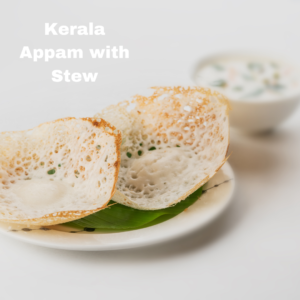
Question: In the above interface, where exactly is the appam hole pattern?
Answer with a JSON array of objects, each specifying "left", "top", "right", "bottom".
[
  {"left": 95, "top": 86, "right": 229, "bottom": 210},
  {"left": 0, "top": 117, "right": 121, "bottom": 224}
]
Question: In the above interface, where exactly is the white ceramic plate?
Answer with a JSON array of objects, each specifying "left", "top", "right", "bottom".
[{"left": 0, "top": 162, "right": 235, "bottom": 251}]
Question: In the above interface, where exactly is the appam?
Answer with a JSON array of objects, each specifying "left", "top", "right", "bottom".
[
  {"left": 95, "top": 86, "right": 229, "bottom": 210},
  {"left": 0, "top": 117, "right": 121, "bottom": 225}
]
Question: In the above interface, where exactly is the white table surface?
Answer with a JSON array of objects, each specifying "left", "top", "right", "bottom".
[{"left": 1, "top": 1, "right": 300, "bottom": 299}]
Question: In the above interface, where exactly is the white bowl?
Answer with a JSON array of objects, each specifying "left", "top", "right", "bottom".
[{"left": 192, "top": 52, "right": 300, "bottom": 133}]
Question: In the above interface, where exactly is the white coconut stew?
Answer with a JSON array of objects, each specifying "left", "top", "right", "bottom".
[{"left": 195, "top": 57, "right": 300, "bottom": 101}]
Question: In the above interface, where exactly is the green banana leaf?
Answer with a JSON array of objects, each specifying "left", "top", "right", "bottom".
[{"left": 64, "top": 186, "right": 203, "bottom": 232}]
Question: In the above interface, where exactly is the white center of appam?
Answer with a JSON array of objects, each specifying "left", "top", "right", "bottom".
[
  {"left": 126, "top": 148, "right": 190, "bottom": 190},
  {"left": 12, "top": 179, "right": 69, "bottom": 208}
]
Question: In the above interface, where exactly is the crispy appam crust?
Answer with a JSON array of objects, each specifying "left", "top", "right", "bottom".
[
  {"left": 3, "top": 206, "right": 106, "bottom": 226},
  {"left": 151, "top": 87, "right": 230, "bottom": 207}
]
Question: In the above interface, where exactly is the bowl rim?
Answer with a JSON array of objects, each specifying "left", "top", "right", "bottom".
[{"left": 191, "top": 50, "right": 300, "bottom": 105}]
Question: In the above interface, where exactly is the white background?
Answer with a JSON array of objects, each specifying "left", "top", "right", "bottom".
[{"left": 1, "top": 0, "right": 300, "bottom": 299}]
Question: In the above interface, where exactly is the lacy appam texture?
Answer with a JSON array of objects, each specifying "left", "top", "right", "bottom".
[
  {"left": 0, "top": 117, "right": 121, "bottom": 225},
  {"left": 95, "top": 86, "right": 229, "bottom": 210}
]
